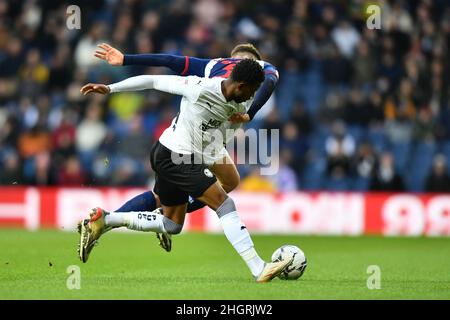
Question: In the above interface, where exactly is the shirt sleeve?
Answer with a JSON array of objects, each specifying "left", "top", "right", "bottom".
[
  {"left": 108, "top": 75, "right": 203, "bottom": 102},
  {"left": 263, "top": 61, "right": 279, "bottom": 79},
  {"left": 123, "top": 53, "right": 210, "bottom": 77},
  {"left": 183, "top": 57, "right": 210, "bottom": 77},
  {"left": 247, "top": 65, "right": 279, "bottom": 120}
]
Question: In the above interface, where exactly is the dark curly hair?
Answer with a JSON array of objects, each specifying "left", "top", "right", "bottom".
[{"left": 230, "top": 59, "right": 265, "bottom": 86}]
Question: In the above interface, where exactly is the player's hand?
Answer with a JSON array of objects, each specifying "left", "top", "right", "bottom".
[
  {"left": 94, "top": 43, "right": 124, "bottom": 66},
  {"left": 229, "top": 113, "right": 250, "bottom": 124},
  {"left": 80, "top": 83, "right": 110, "bottom": 95}
]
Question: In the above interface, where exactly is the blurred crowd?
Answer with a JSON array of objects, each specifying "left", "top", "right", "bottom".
[{"left": 1, "top": 0, "right": 450, "bottom": 192}]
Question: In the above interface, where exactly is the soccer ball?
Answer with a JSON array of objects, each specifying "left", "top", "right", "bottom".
[{"left": 271, "top": 245, "right": 307, "bottom": 280}]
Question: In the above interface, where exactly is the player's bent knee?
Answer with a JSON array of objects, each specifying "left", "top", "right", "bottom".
[{"left": 163, "top": 217, "right": 183, "bottom": 234}]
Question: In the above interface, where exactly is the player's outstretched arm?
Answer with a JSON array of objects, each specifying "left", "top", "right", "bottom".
[
  {"left": 124, "top": 54, "right": 210, "bottom": 77},
  {"left": 81, "top": 76, "right": 160, "bottom": 95},
  {"left": 81, "top": 75, "right": 202, "bottom": 101},
  {"left": 94, "top": 43, "right": 210, "bottom": 76}
]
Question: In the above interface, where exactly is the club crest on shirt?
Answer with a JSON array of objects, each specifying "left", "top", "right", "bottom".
[{"left": 204, "top": 168, "right": 213, "bottom": 178}]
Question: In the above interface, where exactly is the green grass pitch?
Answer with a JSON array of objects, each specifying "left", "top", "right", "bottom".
[{"left": 1, "top": 229, "right": 450, "bottom": 299}]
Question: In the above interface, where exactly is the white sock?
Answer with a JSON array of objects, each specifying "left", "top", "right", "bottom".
[
  {"left": 105, "top": 211, "right": 166, "bottom": 233},
  {"left": 219, "top": 211, "right": 265, "bottom": 277}
]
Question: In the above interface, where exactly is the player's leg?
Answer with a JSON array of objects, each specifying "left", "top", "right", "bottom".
[
  {"left": 115, "top": 190, "right": 158, "bottom": 212},
  {"left": 184, "top": 153, "right": 240, "bottom": 212},
  {"left": 78, "top": 142, "right": 186, "bottom": 261},
  {"left": 95, "top": 191, "right": 162, "bottom": 234},
  {"left": 103, "top": 173, "right": 186, "bottom": 233},
  {"left": 111, "top": 154, "right": 239, "bottom": 214},
  {"left": 78, "top": 192, "right": 186, "bottom": 262},
  {"left": 210, "top": 153, "right": 240, "bottom": 193},
  {"left": 107, "top": 140, "right": 187, "bottom": 235},
  {"left": 196, "top": 182, "right": 293, "bottom": 282},
  {"left": 112, "top": 190, "right": 205, "bottom": 214},
  {"left": 151, "top": 201, "right": 187, "bottom": 252},
  {"left": 120, "top": 191, "right": 200, "bottom": 216},
  {"left": 78, "top": 202, "right": 184, "bottom": 262},
  {"left": 103, "top": 206, "right": 182, "bottom": 233}
]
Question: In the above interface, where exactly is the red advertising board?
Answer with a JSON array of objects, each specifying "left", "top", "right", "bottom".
[{"left": 0, "top": 187, "right": 449, "bottom": 236}]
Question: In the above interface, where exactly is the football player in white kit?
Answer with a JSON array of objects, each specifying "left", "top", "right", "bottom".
[
  {"left": 93, "top": 43, "right": 278, "bottom": 221},
  {"left": 78, "top": 59, "right": 292, "bottom": 282}
]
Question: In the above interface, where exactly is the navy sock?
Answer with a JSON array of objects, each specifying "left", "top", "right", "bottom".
[
  {"left": 186, "top": 197, "right": 206, "bottom": 213},
  {"left": 116, "top": 191, "right": 157, "bottom": 212},
  {"left": 116, "top": 192, "right": 205, "bottom": 213}
]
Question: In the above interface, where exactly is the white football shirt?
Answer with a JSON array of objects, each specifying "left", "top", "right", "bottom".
[{"left": 108, "top": 75, "right": 250, "bottom": 163}]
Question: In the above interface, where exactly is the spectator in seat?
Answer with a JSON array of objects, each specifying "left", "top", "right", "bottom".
[
  {"left": 353, "top": 142, "right": 377, "bottom": 180},
  {"left": 57, "top": 156, "right": 88, "bottom": 186},
  {"left": 17, "top": 125, "right": 51, "bottom": 159},
  {"left": 0, "top": 151, "right": 22, "bottom": 185},
  {"left": 290, "top": 102, "right": 312, "bottom": 136},
  {"left": 19, "top": 48, "right": 49, "bottom": 91},
  {"left": 51, "top": 109, "right": 77, "bottom": 167},
  {"left": 24, "top": 151, "right": 54, "bottom": 186},
  {"left": 325, "top": 121, "right": 355, "bottom": 179},
  {"left": 370, "top": 152, "right": 405, "bottom": 191},
  {"left": 75, "top": 102, "right": 107, "bottom": 154},
  {"left": 425, "top": 154, "right": 450, "bottom": 192},
  {"left": 352, "top": 40, "right": 376, "bottom": 88},
  {"left": 412, "top": 107, "right": 437, "bottom": 143},
  {"left": 280, "top": 122, "right": 309, "bottom": 174}
]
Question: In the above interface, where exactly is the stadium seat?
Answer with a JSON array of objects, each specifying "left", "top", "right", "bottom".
[
  {"left": 390, "top": 142, "right": 411, "bottom": 175},
  {"left": 352, "top": 176, "right": 370, "bottom": 191},
  {"left": 303, "top": 65, "right": 324, "bottom": 115},
  {"left": 301, "top": 156, "right": 326, "bottom": 190},
  {"left": 368, "top": 129, "right": 387, "bottom": 153},
  {"left": 405, "top": 142, "right": 436, "bottom": 192},
  {"left": 325, "top": 176, "right": 352, "bottom": 191},
  {"left": 441, "top": 140, "right": 450, "bottom": 169},
  {"left": 347, "top": 125, "right": 365, "bottom": 145},
  {"left": 310, "top": 126, "right": 330, "bottom": 157}
]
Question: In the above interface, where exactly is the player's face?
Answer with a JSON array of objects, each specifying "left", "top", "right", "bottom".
[{"left": 233, "top": 82, "right": 260, "bottom": 103}]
